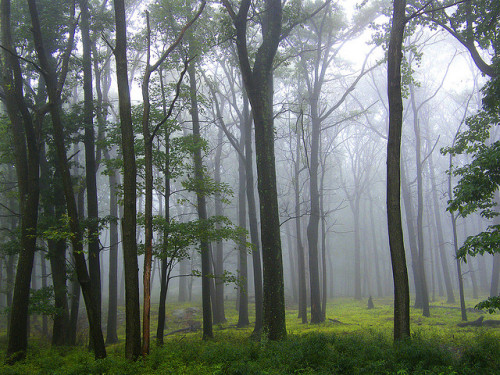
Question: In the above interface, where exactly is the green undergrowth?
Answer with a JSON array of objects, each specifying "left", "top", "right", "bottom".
[
  {"left": 0, "top": 330, "right": 498, "bottom": 375},
  {"left": 0, "top": 297, "right": 498, "bottom": 374}
]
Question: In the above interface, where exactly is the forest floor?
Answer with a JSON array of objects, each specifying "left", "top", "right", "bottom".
[{"left": 0, "top": 296, "right": 498, "bottom": 374}]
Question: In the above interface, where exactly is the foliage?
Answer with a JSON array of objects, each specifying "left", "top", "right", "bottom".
[
  {"left": 440, "top": 0, "right": 500, "bottom": 309},
  {"left": 475, "top": 297, "right": 500, "bottom": 314}
]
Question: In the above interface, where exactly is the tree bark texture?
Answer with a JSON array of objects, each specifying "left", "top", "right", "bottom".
[
  {"left": 386, "top": 0, "right": 410, "bottom": 341},
  {"left": 1, "top": 0, "right": 40, "bottom": 362},
  {"left": 113, "top": 0, "right": 141, "bottom": 359}
]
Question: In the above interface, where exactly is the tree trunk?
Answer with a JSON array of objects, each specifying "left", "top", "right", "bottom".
[
  {"left": 2, "top": 0, "right": 40, "bottom": 362},
  {"left": 113, "top": 0, "right": 141, "bottom": 359},
  {"left": 105, "top": 162, "right": 119, "bottom": 344},
  {"left": 386, "top": 0, "right": 410, "bottom": 341},
  {"left": 448, "top": 154, "right": 467, "bottom": 321},
  {"left": 28, "top": 0, "right": 106, "bottom": 358},
  {"left": 229, "top": 0, "right": 286, "bottom": 340},
  {"left": 188, "top": 57, "right": 213, "bottom": 340},
  {"left": 213, "top": 128, "right": 226, "bottom": 325},
  {"left": 409, "top": 84, "right": 430, "bottom": 317},
  {"left": 156, "top": 67, "right": 171, "bottom": 345},
  {"left": 401, "top": 163, "right": 424, "bottom": 307},
  {"left": 67, "top": 177, "right": 85, "bottom": 346},
  {"left": 352, "top": 198, "right": 362, "bottom": 300},
  {"left": 369, "top": 197, "right": 383, "bottom": 298},
  {"left": 237, "top": 129, "right": 249, "bottom": 328},
  {"left": 79, "top": 1, "right": 102, "bottom": 340},
  {"left": 307, "top": 102, "right": 323, "bottom": 322},
  {"left": 428, "top": 153, "right": 455, "bottom": 303},
  {"left": 242, "top": 94, "right": 263, "bottom": 336},
  {"left": 294, "top": 125, "right": 307, "bottom": 323}
]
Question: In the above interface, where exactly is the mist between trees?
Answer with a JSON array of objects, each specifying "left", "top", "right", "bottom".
[{"left": 0, "top": 0, "right": 498, "bottom": 364}]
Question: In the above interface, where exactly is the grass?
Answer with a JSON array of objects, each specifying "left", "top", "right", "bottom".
[{"left": 0, "top": 297, "right": 498, "bottom": 374}]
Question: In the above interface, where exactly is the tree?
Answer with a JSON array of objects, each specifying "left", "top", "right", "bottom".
[
  {"left": 27, "top": 0, "right": 106, "bottom": 359},
  {"left": 386, "top": 0, "right": 411, "bottom": 341},
  {"left": 139, "top": 1, "right": 204, "bottom": 355},
  {"left": 222, "top": 0, "right": 287, "bottom": 341},
  {"left": 78, "top": 0, "right": 102, "bottom": 343},
  {"left": 1, "top": 0, "right": 41, "bottom": 362},
  {"left": 442, "top": 66, "right": 500, "bottom": 313},
  {"left": 113, "top": 0, "right": 141, "bottom": 360}
]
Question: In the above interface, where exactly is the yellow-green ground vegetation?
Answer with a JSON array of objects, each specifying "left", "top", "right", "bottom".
[{"left": 0, "top": 297, "right": 498, "bottom": 374}]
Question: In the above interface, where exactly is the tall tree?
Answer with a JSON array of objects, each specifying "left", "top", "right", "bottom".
[
  {"left": 27, "top": 0, "right": 106, "bottom": 358},
  {"left": 1, "top": 0, "right": 40, "bottom": 361},
  {"left": 140, "top": 2, "right": 204, "bottom": 354},
  {"left": 78, "top": 0, "right": 102, "bottom": 337},
  {"left": 386, "top": 0, "right": 410, "bottom": 341},
  {"left": 113, "top": 0, "right": 141, "bottom": 360},
  {"left": 222, "top": 0, "right": 287, "bottom": 341},
  {"left": 188, "top": 49, "right": 213, "bottom": 340}
]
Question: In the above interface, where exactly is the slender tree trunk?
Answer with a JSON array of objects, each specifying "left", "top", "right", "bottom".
[
  {"left": 286, "top": 224, "right": 298, "bottom": 303},
  {"left": 386, "top": 0, "right": 410, "bottom": 341},
  {"left": 157, "top": 67, "right": 171, "bottom": 344},
  {"left": 213, "top": 128, "right": 226, "bottom": 324},
  {"left": 490, "top": 211, "right": 500, "bottom": 297},
  {"left": 188, "top": 57, "right": 213, "bottom": 340},
  {"left": 40, "top": 252, "right": 48, "bottom": 337},
  {"left": 242, "top": 95, "right": 263, "bottom": 336},
  {"left": 105, "top": 162, "right": 119, "bottom": 344},
  {"left": 294, "top": 124, "right": 307, "bottom": 323},
  {"left": 79, "top": 0, "right": 102, "bottom": 339},
  {"left": 113, "top": 0, "right": 141, "bottom": 359},
  {"left": 307, "top": 103, "right": 323, "bottom": 322},
  {"left": 369, "top": 197, "right": 383, "bottom": 297},
  {"left": 178, "top": 259, "right": 189, "bottom": 302},
  {"left": 410, "top": 84, "right": 430, "bottom": 317},
  {"left": 448, "top": 154, "right": 467, "bottom": 321},
  {"left": 68, "top": 179, "right": 85, "bottom": 346},
  {"left": 237, "top": 130, "right": 249, "bottom": 327},
  {"left": 352, "top": 198, "right": 362, "bottom": 300},
  {"left": 491, "top": 255, "right": 500, "bottom": 297},
  {"left": 429, "top": 154, "right": 455, "bottom": 303},
  {"left": 401, "top": 163, "right": 423, "bottom": 307}
]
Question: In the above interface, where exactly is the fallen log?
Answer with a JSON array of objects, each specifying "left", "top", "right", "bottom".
[
  {"left": 457, "top": 316, "right": 484, "bottom": 327},
  {"left": 164, "top": 321, "right": 201, "bottom": 336}
]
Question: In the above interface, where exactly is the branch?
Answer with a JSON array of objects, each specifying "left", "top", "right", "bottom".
[
  {"left": 57, "top": 10, "right": 80, "bottom": 96},
  {"left": 0, "top": 44, "right": 46, "bottom": 76},
  {"left": 149, "top": 0, "right": 206, "bottom": 73},
  {"left": 421, "top": 135, "right": 440, "bottom": 166},
  {"left": 406, "top": 0, "right": 468, "bottom": 22},
  {"left": 101, "top": 33, "right": 115, "bottom": 54},
  {"left": 150, "top": 57, "right": 191, "bottom": 141},
  {"left": 281, "top": 0, "right": 332, "bottom": 41},
  {"left": 0, "top": 202, "right": 20, "bottom": 217},
  {"left": 319, "top": 47, "right": 379, "bottom": 122},
  {"left": 201, "top": 70, "right": 245, "bottom": 160}
]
